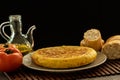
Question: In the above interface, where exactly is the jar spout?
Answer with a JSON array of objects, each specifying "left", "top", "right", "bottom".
[{"left": 26, "top": 25, "right": 36, "bottom": 47}]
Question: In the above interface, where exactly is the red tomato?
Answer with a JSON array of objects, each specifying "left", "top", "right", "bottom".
[{"left": 0, "top": 43, "right": 23, "bottom": 72}]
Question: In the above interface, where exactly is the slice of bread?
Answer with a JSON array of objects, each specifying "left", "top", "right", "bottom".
[{"left": 80, "top": 29, "right": 104, "bottom": 51}]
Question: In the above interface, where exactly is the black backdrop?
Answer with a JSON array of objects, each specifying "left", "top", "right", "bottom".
[{"left": 0, "top": 1, "right": 119, "bottom": 50}]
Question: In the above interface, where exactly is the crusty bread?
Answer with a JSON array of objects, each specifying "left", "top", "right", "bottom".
[
  {"left": 31, "top": 46, "right": 97, "bottom": 68},
  {"left": 101, "top": 40, "right": 120, "bottom": 59},
  {"left": 106, "top": 35, "right": 120, "bottom": 43},
  {"left": 80, "top": 28, "right": 104, "bottom": 51},
  {"left": 101, "top": 35, "right": 120, "bottom": 59}
]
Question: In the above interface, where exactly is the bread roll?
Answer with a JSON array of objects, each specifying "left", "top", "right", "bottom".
[
  {"left": 106, "top": 35, "right": 120, "bottom": 43},
  {"left": 101, "top": 35, "right": 120, "bottom": 59},
  {"left": 101, "top": 40, "right": 120, "bottom": 59},
  {"left": 80, "top": 28, "right": 104, "bottom": 51}
]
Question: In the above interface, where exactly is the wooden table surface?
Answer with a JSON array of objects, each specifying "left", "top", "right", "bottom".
[
  {"left": 0, "top": 59, "right": 119, "bottom": 80},
  {"left": 82, "top": 74, "right": 120, "bottom": 80},
  {"left": 1, "top": 72, "right": 120, "bottom": 80}
]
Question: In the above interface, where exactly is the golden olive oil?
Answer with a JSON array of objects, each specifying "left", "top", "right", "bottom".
[{"left": 15, "top": 44, "right": 32, "bottom": 55}]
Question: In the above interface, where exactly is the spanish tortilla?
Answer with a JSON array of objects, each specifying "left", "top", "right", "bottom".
[{"left": 31, "top": 46, "right": 97, "bottom": 68}]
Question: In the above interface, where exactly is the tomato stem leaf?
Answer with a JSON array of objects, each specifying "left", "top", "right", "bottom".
[{"left": 5, "top": 49, "right": 13, "bottom": 54}]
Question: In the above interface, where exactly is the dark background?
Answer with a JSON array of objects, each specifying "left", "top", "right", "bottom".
[{"left": 0, "top": 1, "right": 119, "bottom": 50}]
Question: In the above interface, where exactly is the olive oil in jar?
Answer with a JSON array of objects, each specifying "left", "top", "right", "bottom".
[
  {"left": 15, "top": 44, "right": 33, "bottom": 55},
  {"left": 0, "top": 15, "right": 36, "bottom": 56}
]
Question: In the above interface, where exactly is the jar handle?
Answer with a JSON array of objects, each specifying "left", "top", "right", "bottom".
[{"left": 0, "top": 21, "right": 10, "bottom": 41}]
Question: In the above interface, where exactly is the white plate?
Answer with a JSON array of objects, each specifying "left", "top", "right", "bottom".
[{"left": 23, "top": 52, "right": 107, "bottom": 72}]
